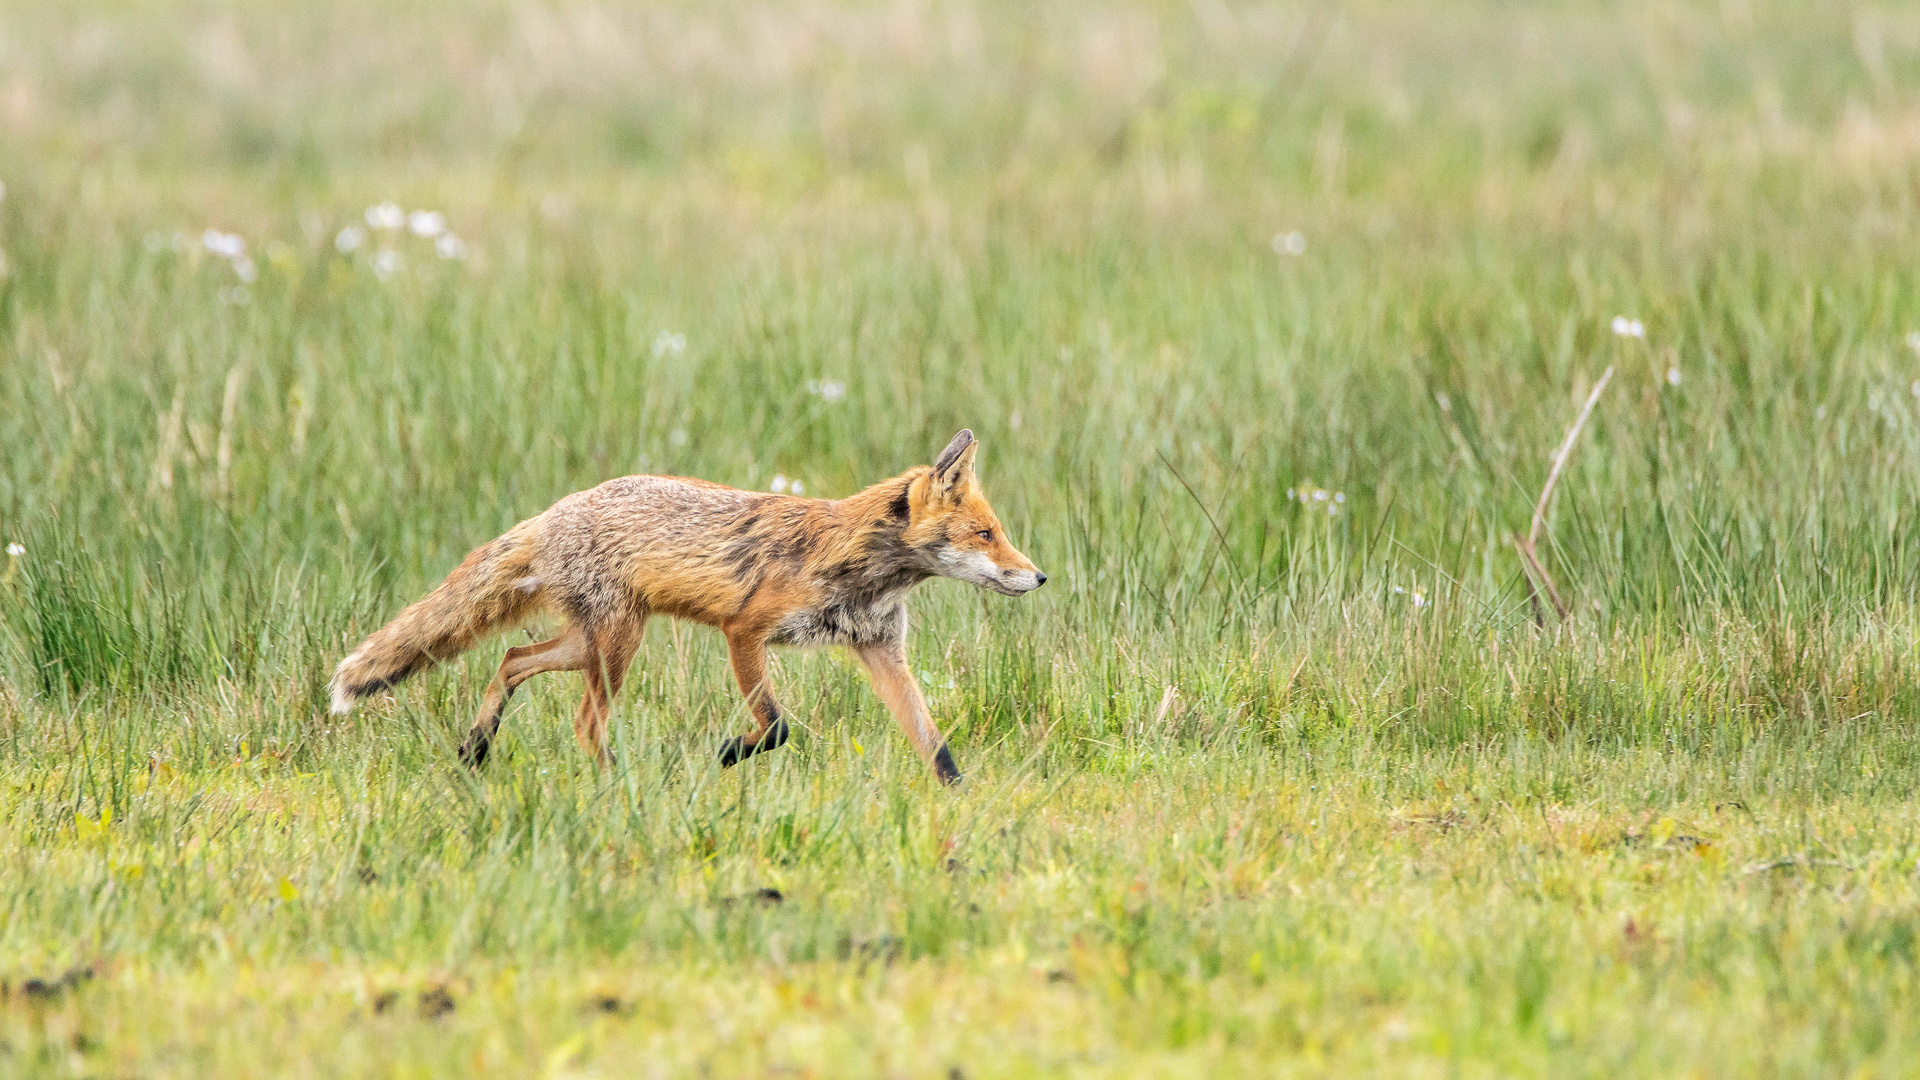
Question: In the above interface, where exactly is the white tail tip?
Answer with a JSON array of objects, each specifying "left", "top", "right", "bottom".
[{"left": 329, "top": 652, "right": 361, "bottom": 715}]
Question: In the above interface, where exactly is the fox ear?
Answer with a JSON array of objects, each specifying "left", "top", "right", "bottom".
[
  {"left": 933, "top": 429, "right": 974, "bottom": 474},
  {"left": 931, "top": 429, "right": 977, "bottom": 499}
]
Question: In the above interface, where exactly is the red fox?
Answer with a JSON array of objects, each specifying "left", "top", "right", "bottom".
[{"left": 328, "top": 430, "right": 1043, "bottom": 784}]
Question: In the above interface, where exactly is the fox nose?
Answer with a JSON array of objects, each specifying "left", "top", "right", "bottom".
[{"left": 1035, "top": 572, "right": 1048, "bottom": 586}]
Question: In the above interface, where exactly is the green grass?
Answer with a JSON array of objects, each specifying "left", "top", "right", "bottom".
[{"left": 5, "top": 0, "right": 1920, "bottom": 1075}]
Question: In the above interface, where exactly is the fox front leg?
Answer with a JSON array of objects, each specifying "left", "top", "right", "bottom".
[
  {"left": 854, "top": 640, "right": 961, "bottom": 785},
  {"left": 718, "top": 631, "right": 790, "bottom": 767}
]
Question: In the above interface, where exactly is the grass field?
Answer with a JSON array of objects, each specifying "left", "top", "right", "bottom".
[{"left": 6, "top": 1, "right": 1920, "bottom": 1075}]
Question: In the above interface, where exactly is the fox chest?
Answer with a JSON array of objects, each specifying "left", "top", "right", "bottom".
[{"left": 767, "top": 596, "right": 908, "bottom": 648}]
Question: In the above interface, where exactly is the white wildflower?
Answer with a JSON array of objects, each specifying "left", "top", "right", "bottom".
[
  {"left": 806, "top": 379, "right": 847, "bottom": 402},
  {"left": 668, "top": 428, "right": 689, "bottom": 447},
  {"left": 1911, "top": 381, "right": 1920, "bottom": 399},
  {"left": 1411, "top": 589, "right": 1428, "bottom": 609},
  {"left": 652, "top": 331, "right": 687, "bottom": 358},
  {"left": 1009, "top": 410, "right": 1022, "bottom": 431},
  {"left": 1393, "top": 585, "right": 1405, "bottom": 594},
  {"left": 1907, "top": 332, "right": 1920, "bottom": 355},
  {"left": 372, "top": 250, "right": 400, "bottom": 280},
  {"left": 365, "top": 202, "right": 405, "bottom": 230},
  {"left": 434, "top": 234, "right": 466, "bottom": 260},
  {"left": 1610, "top": 316, "right": 1645, "bottom": 339},
  {"left": 1815, "top": 405, "right": 1827, "bottom": 420},
  {"left": 5, "top": 542, "right": 23, "bottom": 557},
  {"left": 335, "top": 225, "right": 365, "bottom": 253},
  {"left": 1312, "top": 490, "right": 1327, "bottom": 501},
  {"left": 408, "top": 210, "right": 446, "bottom": 237},
  {"left": 770, "top": 474, "right": 789, "bottom": 494},
  {"left": 1286, "top": 487, "right": 1296, "bottom": 500},
  {"left": 1272, "top": 231, "right": 1306, "bottom": 256},
  {"left": 1665, "top": 367, "right": 1681, "bottom": 387},
  {"left": 1334, "top": 492, "right": 1345, "bottom": 504},
  {"left": 201, "top": 229, "right": 246, "bottom": 259},
  {"left": 790, "top": 479, "right": 805, "bottom": 495},
  {"left": 231, "top": 256, "right": 258, "bottom": 283}
]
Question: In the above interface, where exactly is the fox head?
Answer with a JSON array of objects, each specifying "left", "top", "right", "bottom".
[{"left": 904, "top": 429, "right": 1047, "bottom": 596}]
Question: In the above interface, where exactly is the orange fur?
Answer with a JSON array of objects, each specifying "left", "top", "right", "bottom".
[{"left": 328, "top": 430, "right": 1043, "bottom": 783}]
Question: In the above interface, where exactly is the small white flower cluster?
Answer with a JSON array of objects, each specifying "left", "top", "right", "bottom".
[
  {"left": 1272, "top": 231, "right": 1307, "bottom": 256},
  {"left": 769, "top": 474, "right": 805, "bottom": 495},
  {"left": 335, "top": 202, "right": 467, "bottom": 273},
  {"left": 1906, "top": 332, "right": 1920, "bottom": 355},
  {"left": 653, "top": 331, "right": 687, "bottom": 358},
  {"left": 1392, "top": 584, "right": 1429, "bottom": 609},
  {"left": 1610, "top": 315, "right": 1646, "bottom": 338},
  {"left": 806, "top": 379, "right": 847, "bottom": 402},
  {"left": 202, "top": 229, "right": 257, "bottom": 284},
  {"left": 1666, "top": 367, "right": 1682, "bottom": 387},
  {"left": 366, "top": 202, "right": 404, "bottom": 231},
  {"left": 5, "top": 542, "right": 22, "bottom": 558},
  {"left": 1286, "top": 485, "right": 1345, "bottom": 515}
]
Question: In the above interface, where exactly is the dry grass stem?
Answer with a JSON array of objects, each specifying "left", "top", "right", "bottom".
[{"left": 1517, "top": 365, "right": 1615, "bottom": 625}]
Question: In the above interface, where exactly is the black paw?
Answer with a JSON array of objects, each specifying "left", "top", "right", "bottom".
[
  {"left": 718, "top": 719, "right": 790, "bottom": 767},
  {"left": 933, "top": 744, "right": 962, "bottom": 786},
  {"left": 457, "top": 733, "right": 490, "bottom": 770}
]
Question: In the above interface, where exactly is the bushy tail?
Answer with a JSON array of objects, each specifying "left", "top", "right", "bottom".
[{"left": 329, "top": 519, "right": 547, "bottom": 714}]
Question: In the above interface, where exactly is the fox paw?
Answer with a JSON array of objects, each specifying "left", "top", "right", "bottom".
[
  {"left": 718, "top": 719, "right": 790, "bottom": 767},
  {"left": 457, "top": 733, "right": 490, "bottom": 770},
  {"left": 933, "top": 744, "right": 962, "bottom": 786}
]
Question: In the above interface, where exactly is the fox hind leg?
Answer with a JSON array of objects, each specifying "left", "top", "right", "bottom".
[
  {"left": 573, "top": 618, "right": 644, "bottom": 767},
  {"left": 458, "top": 627, "right": 592, "bottom": 768},
  {"left": 718, "top": 631, "right": 790, "bottom": 768}
]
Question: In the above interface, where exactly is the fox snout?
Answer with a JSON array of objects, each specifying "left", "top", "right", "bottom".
[
  {"left": 975, "top": 538, "right": 1047, "bottom": 596},
  {"left": 1001, "top": 566, "right": 1048, "bottom": 595},
  {"left": 994, "top": 550, "right": 1048, "bottom": 595},
  {"left": 933, "top": 544, "right": 1047, "bottom": 596}
]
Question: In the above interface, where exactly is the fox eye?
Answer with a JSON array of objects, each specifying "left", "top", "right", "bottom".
[{"left": 977, "top": 529, "right": 994, "bottom": 542}]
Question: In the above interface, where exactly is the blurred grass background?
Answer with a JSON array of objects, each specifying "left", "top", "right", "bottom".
[{"left": 4, "top": 1, "right": 1920, "bottom": 1076}]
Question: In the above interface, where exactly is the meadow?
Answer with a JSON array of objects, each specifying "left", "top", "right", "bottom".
[{"left": 4, "top": 1, "right": 1920, "bottom": 1075}]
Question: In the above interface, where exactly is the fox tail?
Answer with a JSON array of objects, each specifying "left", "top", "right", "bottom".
[{"left": 328, "top": 519, "right": 546, "bottom": 714}]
